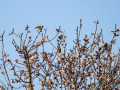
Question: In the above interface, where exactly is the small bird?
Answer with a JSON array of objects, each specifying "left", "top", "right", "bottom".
[
  {"left": 35, "top": 26, "right": 44, "bottom": 31},
  {"left": 80, "top": 46, "right": 86, "bottom": 50},
  {"left": 103, "top": 43, "right": 108, "bottom": 50},
  {"left": 56, "top": 45, "right": 61, "bottom": 53}
]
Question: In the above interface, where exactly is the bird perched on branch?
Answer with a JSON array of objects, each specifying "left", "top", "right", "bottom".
[
  {"left": 56, "top": 45, "right": 61, "bottom": 53},
  {"left": 80, "top": 46, "right": 86, "bottom": 50},
  {"left": 103, "top": 43, "right": 108, "bottom": 50},
  {"left": 35, "top": 26, "right": 44, "bottom": 31}
]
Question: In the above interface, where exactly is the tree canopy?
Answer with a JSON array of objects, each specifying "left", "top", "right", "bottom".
[{"left": 0, "top": 20, "right": 120, "bottom": 90}]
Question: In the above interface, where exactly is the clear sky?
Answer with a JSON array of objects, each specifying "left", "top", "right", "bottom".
[{"left": 0, "top": 0, "right": 120, "bottom": 90}]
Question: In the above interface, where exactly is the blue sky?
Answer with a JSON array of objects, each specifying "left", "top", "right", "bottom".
[{"left": 0, "top": 0, "right": 120, "bottom": 90}]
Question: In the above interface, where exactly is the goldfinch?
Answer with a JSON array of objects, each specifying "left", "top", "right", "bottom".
[
  {"left": 35, "top": 26, "right": 44, "bottom": 30},
  {"left": 80, "top": 46, "right": 86, "bottom": 50},
  {"left": 56, "top": 45, "right": 61, "bottom": 53},
  {"left": 103, "top": 43, "right": 108, "bottom": 50}
]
